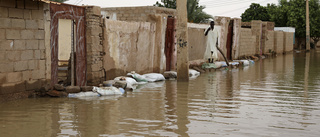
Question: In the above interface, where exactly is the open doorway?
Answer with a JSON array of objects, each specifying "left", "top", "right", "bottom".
[{"left": 57, "top": 19, "right": 76, "bottom": 86}]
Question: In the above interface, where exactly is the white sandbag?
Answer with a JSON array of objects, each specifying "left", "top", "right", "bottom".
[
  {"left": 68, "top": 92, "right": 100, "bottom": 98},
  {"left": 229, "top": 62, "right": 240, "bottom": 66},
  {"left": 240, "top": 60, "right": 250, "bottom": 66},
  {"left": 127, "top": 72, "right": 165, "bottom": 82},
  {"left": 114, "top": 77, "right": 138, "bottom": 89},
  {"left": 189, "top": 69, "right": 200, "bottom": 78},
  {"left": 93, "top": 86, "right": 125, "bottom": 95},
  {"left": 143, "top": 73, "right": 165, "bottom": 82}
]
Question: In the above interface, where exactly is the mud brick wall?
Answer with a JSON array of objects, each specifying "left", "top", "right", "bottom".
[
  {"left": 239, "top": 28, "right": 256, "bottom": 57},
  {"left": 251, "top": 20, "right": 262, "bottom": 55},
  {"left": 284, "top": 32, "right": 294, "bottom": 53},
  {"left": 85, "top": 6, "right": 104, "bottom": 86},
  {"left": 0, "top": 0, "right": 50, "bottom": 101},
  {"left": 274, "top": 31, "right": 284, "bottom": 54},
  {"left": 101, "top": 6, "right": 175, "bottom": 22},
  {"left": 264, "top": 31, "right": 275, "bottom": 54},
  {"left": 267, "top": 22, "right": 275, "bottom": 30}
]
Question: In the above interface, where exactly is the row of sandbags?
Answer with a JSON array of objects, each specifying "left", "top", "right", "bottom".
[{"left": 68, "top": 70, "right": 201, "bottom": 98}]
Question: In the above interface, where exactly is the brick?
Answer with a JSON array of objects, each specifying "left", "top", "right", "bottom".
[
  {"left": 21, "top": 50, "right": 33, "bottom": 60},
  {"left": 0, "top": 29, "right": 5, "bottom": 40},
  {"left": 40, "top": 50, "right": 45, "bottom": 59},
  {"left": 7, "top": 72, "right": 22, "bottom": 83},
  {"left": 34, "top": 30, "right": 44, "bottom": 39},
  {"left": 32, "top": 70, "right": 40, "bottom": 79},
  {"left": 25, "top": 0, "right": 39, "bottom": 10},
  {"left": 0, "top": 18, "right": 11, "bottom": 28},
  {"left": 21, "top": 30, "right": 34, "bottom": 39},
  {"left": 0, "top": 51, "right": 5, "bottom": 61},
  {"left": 14, "top": 61, "right": 28, "bottom": 71},
  {"left": 16, "top": 0, "right": 25, "bottom": 9},
  {"left": 11, "top": 19, "right": 25, "bottom": 29},
  {"left": 0, "top": 73, "right": 6, "bottom": 84},
  {"left": 34, "top": 50, "right": 40, "bottom": 59},
  {"left": 6, "top": 29, "right": 21, "bottom": 39},
  {"left": 0, "top": 40, "right": 14, "bottom": 51},
  {"left": 28, "top": 60, "right": 36, "bottom": 70},
  {"left": 31, "top": 10, "right": 43, "bottom": 19},
  {"left": 24, "top": 9, "right": 32, "bottom": 19},
  {"left": 7, "top": 51, "right": 21, "bottom": 61},
  {"left": 32, "top": 69, "right": 45, "bottom": 79},
  {"left": 39, "top": 60, "right": 45, "bottom": 71},
  {"left": 9, "top": 8, "right": 24, "bottom": 19},
  {"left": 0, "top": 0, "right": 16, "bottom": 8},
  {"left": 37, "top": 20, "right": 44, "bottom": 29},
  {"left": 22, "top": 70, "right": 32, "bottom": 81},
  {"left": 26, "top": 40, "right": 39, "bottom": 50},
  {"left": 0, "top": 62, "right": 13, "bottom": 73},
  {"left": 26, "top": 80, "right": 41, "bottom": 91},
  {"left": 0, "top": 7, "right": 8, "bottom": 18},
  {"left": 13, "top": 40, "right": 26, "bottom": 50},
  {"left": 26, "top": 20, "right": 38, "bottom": 29},
  {"left": 39, "top": 40, "right": 45, "bottom": 49}
]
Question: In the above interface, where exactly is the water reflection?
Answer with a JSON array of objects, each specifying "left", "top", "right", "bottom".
[{"left": 1, "top": 53, "right": 320, "bottom": 136}]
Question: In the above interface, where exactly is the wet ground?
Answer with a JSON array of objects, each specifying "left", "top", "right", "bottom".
[{"left": 1, "top": 51, "right": 320, "bottom": 137}]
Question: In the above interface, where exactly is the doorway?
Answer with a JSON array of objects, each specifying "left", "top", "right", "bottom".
[{"left": 50, "top": 4, "right": 86, "bottom": 87}]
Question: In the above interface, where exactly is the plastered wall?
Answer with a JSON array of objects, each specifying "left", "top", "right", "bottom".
[
  {"left": 103, "top": 19, "right": 156, "bottom": 80},
  {"left": 188, "top": 23, "right": 207, "bottom": 61}
]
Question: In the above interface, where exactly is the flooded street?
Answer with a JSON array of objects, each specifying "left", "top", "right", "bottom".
[{"left": 1, "top": 52, "right": 320, "bottom": 137}]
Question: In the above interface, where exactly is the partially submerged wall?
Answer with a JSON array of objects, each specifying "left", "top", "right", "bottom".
[
  {"left": 251, "top": 20, "right": 262, "bottom": 55},
  {"left": 274, "top": 31, "right": 284, "bottom": 54},
  {"left": 0, "top": 0, "right": 50, "bottom": 101},
  {"left": 239, "top": 28, "right": 256, "bottom": 57},
  {"left": 102, "top": 6, "right": 174, "bottom": 73},
  {"left": 187, "top": 23, "right": 207, "bottom": 61},
  {"left": 85, "top": 6, "right": 104, "bottom": 86},
  {"left": 103, "top": 19, "right": 156, "bottom": 80},
  {"left": 284, "top": 32, "right": 294, "bottom": 53},
  {"left": 264, "top": 31, "right": 275, "bottom": 54}
]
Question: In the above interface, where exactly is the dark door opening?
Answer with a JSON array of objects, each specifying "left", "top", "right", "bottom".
[
  {"left": 226, "top": 20, "right": 234, "bottom": 60},
  {"left": 165, "top": 17, "right": 176, "bottom": 71}
]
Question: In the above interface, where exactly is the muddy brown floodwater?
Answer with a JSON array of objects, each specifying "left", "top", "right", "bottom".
[{"left": 1, "top": 51, "right": 320, "bottom": 137}]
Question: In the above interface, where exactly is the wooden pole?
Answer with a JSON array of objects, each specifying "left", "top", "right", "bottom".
[
  {"left": 176, "top": 0, "right": 189, "bottom": 81},
  {"left": 71, "top": 20, "right": 75, "bottom": 86},
  {"left": 306, "top": 0, "right": 310, "bottom": 51}
]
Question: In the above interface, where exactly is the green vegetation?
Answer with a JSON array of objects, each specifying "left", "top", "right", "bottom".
[
  {"left": 241, "top": 3, "right": 270, "bottom": 22},
  {"left": 154, "top": 0, "right": 212, "bottom": 23}
]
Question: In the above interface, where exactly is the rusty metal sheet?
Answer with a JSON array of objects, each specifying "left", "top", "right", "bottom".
[
  {"left": 165, "top": 17, "right": 176, "bottom": 71},
  {"left": 50, "top": 3, "right": 86, "bottom": 86}
]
